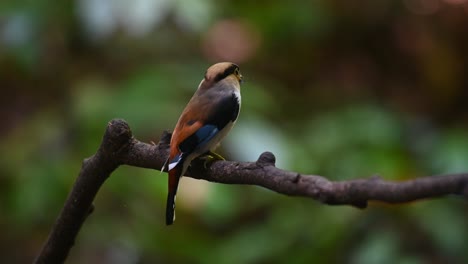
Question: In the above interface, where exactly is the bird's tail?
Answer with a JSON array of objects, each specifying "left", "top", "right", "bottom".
[{"left": 166, "top": 166, "right": 182, "bottom": 225}]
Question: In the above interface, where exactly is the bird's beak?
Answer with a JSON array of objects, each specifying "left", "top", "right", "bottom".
[{"left": 238, "top": 74, "right": 244, "bottom": 84}]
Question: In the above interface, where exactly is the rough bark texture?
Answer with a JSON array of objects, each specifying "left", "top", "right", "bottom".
[{"left": 35, "top": 119, "right": 468, "bottom": 263}]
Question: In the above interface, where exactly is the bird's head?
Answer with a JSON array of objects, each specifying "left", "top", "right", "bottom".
[{"left": 199, "top": 62, "right": 243, "bottom": 90}]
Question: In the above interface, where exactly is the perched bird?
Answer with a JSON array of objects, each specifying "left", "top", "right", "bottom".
[{"left": 165, "top": 62, "right": 243, "bottom": 225}]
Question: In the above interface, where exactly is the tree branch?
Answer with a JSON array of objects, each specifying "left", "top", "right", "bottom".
[{"left": 35, "top": 119, "right": 468, "bottom": 263}]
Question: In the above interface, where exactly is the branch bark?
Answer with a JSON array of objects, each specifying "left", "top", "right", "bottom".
[{"left": 35, "top": 119, "right": 468, "bottom": 263}]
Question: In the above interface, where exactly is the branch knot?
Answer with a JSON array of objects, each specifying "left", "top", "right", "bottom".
[
  {"left": 106, "top": 119, "right": 133, "bottom": 147},
  {"left": 256, "top": 152, "right": 276, "bottom": 167}
]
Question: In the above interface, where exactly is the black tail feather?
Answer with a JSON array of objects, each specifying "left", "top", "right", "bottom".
[
  {"left": 166, "top": 192, "right": 176, "bottom": 225},
  {"left": 166, "top": 159, "right": 182, "bottom": 225}
]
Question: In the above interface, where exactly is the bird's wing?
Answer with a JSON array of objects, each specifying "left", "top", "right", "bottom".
[{"left": 168, "top": 91, "right": 240, "bottom": 170}]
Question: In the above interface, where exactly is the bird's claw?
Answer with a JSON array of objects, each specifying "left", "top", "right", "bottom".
[
  {"left": 207, "top": 151, "right": 225, "bottom": 161},
  {"left": 200, "top": 151, "right": 225, "bottom": 169}
]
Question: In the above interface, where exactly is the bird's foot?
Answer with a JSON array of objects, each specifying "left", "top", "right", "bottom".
[{"left": 200, "top": 151, "right": 225, "bottom": 169}]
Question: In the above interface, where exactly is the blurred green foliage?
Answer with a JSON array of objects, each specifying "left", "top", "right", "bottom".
[{"left": 1, "top": 0, "right": 468, "bottom": 263}]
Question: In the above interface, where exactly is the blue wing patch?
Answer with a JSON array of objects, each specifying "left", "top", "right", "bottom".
[
  {"left": 194, "top": 125, "right": 219, "bottom": 146},
  {"left": 179, "top": 124, "right": 219, "bottom": 154},
  {"left": 169, "top": 125, "right": 219, "bottom": 171}
]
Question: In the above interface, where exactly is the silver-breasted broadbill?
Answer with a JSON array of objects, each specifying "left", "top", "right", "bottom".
[{"left": 165, "top": 62, "right": 243, "bottom": 225}]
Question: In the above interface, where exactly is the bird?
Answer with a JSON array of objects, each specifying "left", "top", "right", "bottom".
[{"left": 165, "top": 62, "right": 243, "bottom": 225}]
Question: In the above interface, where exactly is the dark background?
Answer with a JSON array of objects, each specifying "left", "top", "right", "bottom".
[{"left": 1, "top": 0, "right": 468, "bottom": 263}]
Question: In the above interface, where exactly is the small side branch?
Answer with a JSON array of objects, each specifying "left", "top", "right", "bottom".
[{"left": 34, "top": 119, "right": 468, "bottom": 263}]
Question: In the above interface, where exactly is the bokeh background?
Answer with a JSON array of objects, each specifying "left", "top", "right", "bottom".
[{"left": 1, "top": 0, "right": 468, "bottom": 263}]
